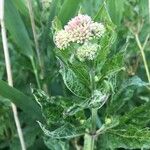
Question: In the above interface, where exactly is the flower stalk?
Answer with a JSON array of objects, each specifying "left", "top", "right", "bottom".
[
  {"left": 83, "top": 65, "right": 97, "bottom": 150},
  {"left": 90, "top": 66, "right": 97, "bottom": 150}
]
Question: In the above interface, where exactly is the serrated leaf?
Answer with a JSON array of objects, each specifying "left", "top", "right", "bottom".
[
  {"left": 107, "top": 76, "right": 148, "bottom": 115},
  {"left": 101, "top": 51, "right": 124, "bottom": 77},
  {"left": 119, "top": 102, "right": 150, "bottom": 127},
  {"left": 94, "top": 0, "right": 113, "bottom": 24},
  {"left": 100, "top": 125, "right": 150, "bottom": 149},
  {"left": 60, "top": 65, "right": 89, "bottom": 98},
  {"left": 38, "top": 122, "right": 85, "bottom": 139},
  {"left": 64, "top": 91, "right": 109, "bottom": 116},
  {"left": 33, "top": 89, "right": 68, "bottom": 125},
  {"left": 33, "top": 89, "right": 90, "bottom": 140},
  {"left": 44, "top": 137, "right": 69, "bottom": 150}
]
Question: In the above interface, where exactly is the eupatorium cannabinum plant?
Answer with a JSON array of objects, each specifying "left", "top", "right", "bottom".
[{"left": 34, "top": 13, "right": 149, "bottom": 150}]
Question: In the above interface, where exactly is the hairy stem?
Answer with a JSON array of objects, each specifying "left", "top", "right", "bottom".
[
  {"left": 84, "top": 65, "right": 97, "bottom": 150},
  {"left": 91, "top": 108, "right": 97, "bottom": 150},
  {"left": 0, "top": 1, "right": 26, "bottom": 149}
]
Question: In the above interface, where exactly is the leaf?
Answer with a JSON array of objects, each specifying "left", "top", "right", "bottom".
[
  {"left": 5, "top": 0, "right": 33, "bottom": 58},
  {"left": 64, "top": 91, "right": 109, "bottom": 116},
  {"left": 41, "top": 0, "right": 59, "bottom": 49},
  {"left": 33, "top": 89, "right": 68, "bottom": 125},
  {"left": 44, "top": 137, "right": 69, "bottom": 150},
  {"left": 11, "top": 124, "right": 40, "bottom": 150},
  {"left": 107, "top": 76, "right": 148, "bottom": 115},
  {"left": 119, "top": 102, "right": 150, "bottom": 128},
  {"left": 107, "top": 0, "right": 125, "bottom": 25},
  {"left": 12, "top": 0, "right": 29, "bottom": 19},
  {"left": 58, "top": 0, "right": 81, "bottom": 25},
  {"left": 0, "top": 80, "right": 43, "bottom": 121},
  {"left": 0, "top": 63, "right": 4, "bottom": 80},
  {"left": 100, "top": 125, "right": 150, "bottom": 149},
  {"left": 38, "top": 122, "right": 85, "bottom": 139},
  {"left": 95, "top": 27, "right": 119, "bottom": 76},
  {"left": 60, "top": 64, "right": 90, "bottom": 98},
  {"left": 33, "top": 89, "right": 90, "bottom": 139},
  {"left": 101, "top": 50, "right": 124, "bottom": 77},
  {"left": 94, "top": 0, "right": 113, "bottom": 24}
]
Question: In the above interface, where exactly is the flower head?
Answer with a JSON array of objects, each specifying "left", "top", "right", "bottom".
[
  {"left": 64, "top": 14, "right": 93, "bottom": 43},
  {"left": 90, "top": 22, "right": 106, "bottom": 38},
  {"left": 54, "top": 30, "right": 70, "bottom": 49},
  {"left": 76, "top": 43, "right": 100, "bottom": 61},
  {"left": 54, "top": 14, "right": 105, "bottom": 49}
]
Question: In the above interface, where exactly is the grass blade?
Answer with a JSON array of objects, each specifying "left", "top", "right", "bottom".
[{"left": 0, "top": 80, "right": 43, "bottom": 121}]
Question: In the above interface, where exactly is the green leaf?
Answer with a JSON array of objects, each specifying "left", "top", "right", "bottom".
[
  {"left": 100, "top": 50, "right": 125, "bottom": 77},
  {"left": 100, "top": 125, "right": 150, "bottom": 149},
  {"left": 64, "top": 91, "right": 109, "bottom": 116},
  {"left": 58, "top": 0, "right": 81, "bottom": 25},
  {"left": 33, "top": 89, "right": 66, "bottom": 125},
  {"left": 0, "top": 80, "right": 43, "bottom": 121},
  {"left": 33, "top": 89, "right": 90, "bottom": 139},
  {"left": 107, "top": 76, "right": 148, "bottom": 115},
  {"left": 12, "top": 0, "right": 29, "bottom": 19},
  {"left": 11, "top": 124, "right": 40, "bottom": 150},
  {"left": 94, "top": 0, "right": 113, "bottom": 24},
  {"left": 119, "top": 102, "right": 150, "bottom": 127},
  {"left": 60, "top": 64, "right": 90, "bottom": 98},
  {"left": 107, "top": 0, "right": 125, "bottom": 25},
  {"left": 38, "top": 122, "right": 85, "bottom": 139},
  {"left": 5, "top": 0, "right": 33, "bottom": 58},
  {"left": 44, "top": 137, "right": 69, "bottom": 150}
]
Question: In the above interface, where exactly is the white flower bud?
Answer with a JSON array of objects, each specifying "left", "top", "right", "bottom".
[
  {"left": 76, "top": 43, "right": 100, "bottom": 61},
  {"left": 54, "top": 30, "right": 70, "bottom": 49}
]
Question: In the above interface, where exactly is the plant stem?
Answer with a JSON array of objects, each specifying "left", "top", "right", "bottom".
[
  {"left": 26, "top": 0, "right": 48, "bottom": 92},
  {"left": 90, "top": 66, "right": 97, "bottom": 150},
  {"left": 91, "top": 108, "right": 97, "bottom": 150},
  {"left": 135, "top": 34, "right": 150, "bottom": 84},
  {"left": 148, "top": 0, "right": 150, "bottom": 23},
  {"left": 26, "top": 0, "right": 42, "bottom": 68},
  {"left": 0, "top": 1, "right": 26, "bottom": 149},
  {"left": 30, "top": 57, "right": 41, "bottom": 89}
]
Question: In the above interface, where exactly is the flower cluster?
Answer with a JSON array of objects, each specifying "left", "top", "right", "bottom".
[
  {"left": 54, "top": 30, "right": 70, "bottom": 49},
  {"left": 76, "top": 43, "right": 100, "bottom": 61},
  {"left": 54, "top": 14, "right": 105, "bottom": 50}
]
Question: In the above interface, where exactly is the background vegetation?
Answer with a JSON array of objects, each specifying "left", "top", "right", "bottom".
[{"left": 0, "top": 0, "right": 150, "bottom": 149}]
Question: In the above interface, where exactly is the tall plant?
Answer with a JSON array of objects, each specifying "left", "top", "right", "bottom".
[{"left": 34, "top": 12, "right": 126, "bottom": 149}]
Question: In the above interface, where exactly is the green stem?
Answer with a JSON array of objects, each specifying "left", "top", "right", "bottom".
[
  {"left": 91, "top": 108, "right": 97, "bottom": 150},
  {"left": 84, "top": 63, "right": 97, "bottom": 150},
  {"left": 90, "top": 66, "right": 97, "bottom": 150},
  {"left": 30, "top": 57, "right": 41, "bottom": 89},
  {"left": 26, "top": 0, "right": 48, "bottom": 93},
  {"left": 148, "top": 0, "right": 150, "bottom": 23},
  {"left": 135, "top": 34, "right": 150, "bottom": 84}
]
